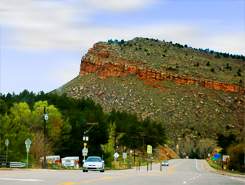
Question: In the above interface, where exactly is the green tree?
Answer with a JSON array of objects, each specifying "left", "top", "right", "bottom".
[
  {"left": 227, "top": 142, "right": 245, "bottom": 172},
  {"left": 31, "top": 101, "right": 72, "bottom": 154},
  {"left": 0, "top": 102, "right": 32, "bottom": 162}
]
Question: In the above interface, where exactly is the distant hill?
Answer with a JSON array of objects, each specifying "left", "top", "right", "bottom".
[{"left": 55, "top": 37, "right": 245, "bottom": 141}]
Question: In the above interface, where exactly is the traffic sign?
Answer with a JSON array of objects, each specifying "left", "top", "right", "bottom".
[
  {"left": 123, "top": 153, "right": 127, "bottom": 159},
  {"left": 114, "top": 152, "right": 119, "bottom": 158},
  {"left": 225, "top": 157, "right": 230, "bottom": 163},
  {"left": 147, "top": 145, "right": 152, "bottom": 154},
  {"left": 44, "top": 114, "right": 49, "bottom": 120},
  {"left": 214, "top": 154, "right": 221, "bottom": 159},
  {"left": 222, "top": 155, "right": 230, "bottom": 162},
  {"left": 82, "top": 147, "right": 88, "bottom": 156},
  {"left": 5, "top": 139, "right": 9, "bottom": 146},
  {"left": 25, "top": 138, "right": 31, "bottom": 145}
]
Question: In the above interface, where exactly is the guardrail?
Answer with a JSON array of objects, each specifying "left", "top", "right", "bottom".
[
  {"left": 10, "top": 162, "right": 26, "bottom": 168},
  {"left": 0, "top": 162, "right": 10, "bottom": 168}
]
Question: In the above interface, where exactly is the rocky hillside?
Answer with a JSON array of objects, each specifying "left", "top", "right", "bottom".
[{"left": 55, "top": 38, "right": 245, "bottom": 141}]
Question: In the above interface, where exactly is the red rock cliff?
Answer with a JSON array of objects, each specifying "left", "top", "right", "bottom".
[{"left": 79, "top": 44, "right": 245, "bottom": 94}]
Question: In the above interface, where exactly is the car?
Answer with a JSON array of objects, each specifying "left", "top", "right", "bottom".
[
  {"left": 162, "top": 160, "right": 169, "bottom": 166},
  {"left": 83, "top": 156, "right": 104, "bottom": 172}
]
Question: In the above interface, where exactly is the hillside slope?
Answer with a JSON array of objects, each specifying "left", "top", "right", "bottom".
[{"left": 55, "top": 38, "right": 245, "bottom": 140}]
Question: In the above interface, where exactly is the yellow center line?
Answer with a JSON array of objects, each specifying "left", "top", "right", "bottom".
[
  {"left": 164, "top": 159, "right": 188, "bottom": 174},
  {"left": 58, "top": 175, "right": 127, "bottom": 185}
]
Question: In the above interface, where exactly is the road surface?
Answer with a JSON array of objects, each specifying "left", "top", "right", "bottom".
[{"left": 0, "top": 159, "right": 244, "bottom": 185}]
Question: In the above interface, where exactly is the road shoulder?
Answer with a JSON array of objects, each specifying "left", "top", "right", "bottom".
[{"left": 200, "top": 160, "right": 245, "bottom": 178}]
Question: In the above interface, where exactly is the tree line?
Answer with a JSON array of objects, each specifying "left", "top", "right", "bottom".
[{"left": 0, "top": 90, "right": 167, "bottom": 167}]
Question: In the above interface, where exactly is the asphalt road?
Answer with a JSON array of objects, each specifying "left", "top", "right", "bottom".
[{"left": 0, "top": 159, "right": 244, "bottom": 185}]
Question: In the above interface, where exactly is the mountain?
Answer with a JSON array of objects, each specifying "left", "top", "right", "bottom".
[{"left": 55, "top": 37, "right": 245, "bottom": 141}]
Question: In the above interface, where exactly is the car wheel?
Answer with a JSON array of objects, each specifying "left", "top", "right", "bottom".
[
  {"left": 100, "top": 170, "right": 104, "bottom": 172},
  {"left": 83, "top": 170, "right": 85, "bottom": 172}
]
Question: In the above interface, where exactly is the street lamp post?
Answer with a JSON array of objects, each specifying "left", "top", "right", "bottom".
[{"left": 82, "top": 123, "right": 98, "bottom": 159}]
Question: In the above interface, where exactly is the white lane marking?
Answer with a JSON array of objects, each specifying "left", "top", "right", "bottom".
[
  {"left": 183, "top": 181, "right": 187, "bottom": 184},
  {"left": 0, "top": 178, "right": 43, "bottom": 181},
  {"left": 195, "top": 159, "right": 204, "bottom": 172}
]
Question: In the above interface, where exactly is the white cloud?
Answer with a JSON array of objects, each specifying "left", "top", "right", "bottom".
[
  {"left": 88, "top": 0, "right": 157, "bottom": 11},
  {"left": 0, "top": 0, "right": 244, "bottom": 55}
]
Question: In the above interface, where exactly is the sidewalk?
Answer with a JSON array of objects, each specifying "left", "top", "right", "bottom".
[{"left": 201, "top": 160, "right": 245, "bottom": 178}]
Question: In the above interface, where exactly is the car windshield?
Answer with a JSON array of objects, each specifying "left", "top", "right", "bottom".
[
  {"left": 86, "top": 157, "right": 101, "bottom": 162},
  {"left": 163, "top": 161, "right": 168, "bottom": 163}
]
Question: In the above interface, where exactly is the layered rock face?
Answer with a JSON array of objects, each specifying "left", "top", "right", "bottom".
[{"left": 79, "top": 44, "right": 244, "bottom": 94}]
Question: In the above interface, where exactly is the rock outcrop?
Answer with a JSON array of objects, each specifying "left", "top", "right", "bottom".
[{"left": 79, "top": 44, "right": 244, "bottom": 94}]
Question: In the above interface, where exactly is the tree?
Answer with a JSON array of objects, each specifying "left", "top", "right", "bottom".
[
  {"left": 216, "top": 133, "right": 237, "bottom": 154},
  {"left": 227, "top": 142, "right": 245, "bottom": 172},
  {"left": 31, "top": 101, "right": 72, "bottom": 154},
  {"left": 197, "top": 139, "right": 216, "bottom": 159},
  {"left": 30, "top": 132, "right": 53, "bottom": 168},
  {"left": 0, "top": 102, "right": 32, "bottom": 162}
]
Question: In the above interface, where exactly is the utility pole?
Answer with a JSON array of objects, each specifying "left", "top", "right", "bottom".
[
  {"left": 131, "top": 136, "right": 139, "bottom": 165},
  {"left": 140, "top": 132, "right": 146, "bottom": 157},
  {"left": 43, "top": 106, "right": 46, "bottom": 165},
  {"left": 37, "top": 105, "right": 52, "bottom": 168}
]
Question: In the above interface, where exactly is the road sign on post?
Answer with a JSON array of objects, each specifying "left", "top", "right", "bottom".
[
  {"left": 123, "top": 152, "right": 127, "bottom": 159},
  {"left": 25, "top": 138, "right": 31, "bottom": 169},
  {"left": 82, "top": 147, "right": 88, "bottom": 156},
  {"left": 147, "top": 145, "right": 152, "bottom": 154},
  {"left": 114, "top": 152, "right": 119, "bottom": 158},
  {"left": 114, "top": 152, "right": 119, "bottom": 169},
  {"left": 5, "top": 139, "right": 9, "bottom": 163},
  {"left": 123, "top": 150, "right": 127, "bottom": 169},
  {"left": 222, "top": 155, "right": 230, "bottom": 162},
  {"left": 214, "top": 154, "right": 221, "bottom": 158},
  {"left": 44, "top": 114, "right": 48, "bottom": 120},
  {"left": 225, "top": 157, "right": 230, "bottom": 163},
  {"left": 5, "top": 139, "right": 9, "bottom": 146}
]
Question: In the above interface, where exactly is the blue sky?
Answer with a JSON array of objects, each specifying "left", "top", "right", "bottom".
[{"left": 1, "top": 0, "right": 244, "bottom": 95}]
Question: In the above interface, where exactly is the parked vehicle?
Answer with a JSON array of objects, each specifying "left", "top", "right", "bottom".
[
  {"left": 61, "top": 156, "right": 79, "bottom": 168},
  {"left": 40, "top": 155, "right": 60, "bottom": 164},
  {"left": 83, "top": 156, "right": 104, "bottom": 172}
]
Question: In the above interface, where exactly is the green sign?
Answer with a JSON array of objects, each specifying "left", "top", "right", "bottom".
[
  {"left": 211, "top": 157, "right": 217, "bottom": 161},
  {"left": 156, "top": 151, "right": 159, "bottom": 153}
]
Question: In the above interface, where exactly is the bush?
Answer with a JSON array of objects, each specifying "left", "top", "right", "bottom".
[
  {"left": 211, "top": 68, "right": 215, "bottom": 72},
  {"left": 227, "top": 142, "right": 245, "bottom": 172},
  {"left": 207, "top": 61, "right": 210, "bottom": 66},
  {"left": 226, "top": 63, "right": 230, "bottom": 69},
  {"left": 237, "top": 69, "right": 242, "bottom": 76}
]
